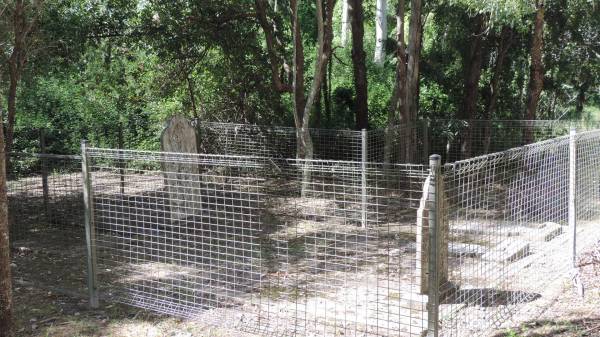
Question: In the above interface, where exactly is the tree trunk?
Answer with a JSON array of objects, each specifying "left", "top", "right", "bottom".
[
  {"left": 385, "top": 0, "right": 407, "bottom": 163},
  {"left": 483, "top": 26, "right": 512, "bottom": 154},
  {"left": 349, "top": 0, "right": 368, "bottom": 130},
  {"left": 575, "top": 82, "right": 588, "bottom": 118},
  {"left": 5, "top": 0, "right": 37, "bottom": 166},
  {"left": 324, "top": 58, "right": 332, "bottom": 126},
  {"left": 5, "top": 75, "right": 18, "bottom": 158},
  {"left": 341, "top": 0, "right": 349, "bottom": 46},
  {"left": 255, "top": 0, "right": 292, "bottom": 93},
  {"left": 402, "top": 0, "right": 423, "bottom": 163},
  {"left": 374, "top": 0, "right": 387, "bottom": 66},
  {"left": 406, "top": 0, "right": 422, "bottom": 124},
  {"left": 315, "top": 85, "right": 322, "bottom": 128},
  {"left": 459, "top": 14, "right": 485, "bottom": 159},
  {"left": 187, "top": 76, "right": 199, "bottom": 118},
  {"left": 0, "top": 101, "right": 13, "bottom": 337},
  {"left": 523, "top": 1, "right": 545, "bottom": 144}
]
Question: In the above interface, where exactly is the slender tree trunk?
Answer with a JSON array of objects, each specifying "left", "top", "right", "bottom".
[
  {"left": 483, "top": 26, "right": 512, "bottom": 153},
  {"left": 315, "top": 86, "right": 322, "bottom": 128},
  {"left": 255, "top": 0, "right": 292, "bottom": 93},
  {"left": 385, "top": 0, "right": 407, "bottom": 163},
  {"left": 341, "top": 0, "right": 349, "bottom": 46},
  {"left": 406, "top": 0, "right": 422, "bottom": 123},
  {"left": 459, "top": 14, "right": 485, "bottom": 159},
  {"left": 324, "top": 58, "right": 332, "bottom": 126},
  {"left": 374, "top": 0, "right": 387, "bottom": 66},
  {"left": 403, "top": 0, "right": 423, "bottom": 163},
  {"left": 0, "top": 100, "right": 13, "bottom": 337},
  {"left": 575, "top": 83, "right": 588, "bottom": 118},
  {"left": 5, "top": 0, "right": 37, "bottom": 167},
  {"left": 523, "top": 1, "right": 545, "bottom": 144},
  {"left": 187, "top": 76, "right": 199, "bottom": 118},
  {"left": 5, "top": 75, "right": 18, "bottom": 157},
  {"left": 349, "top": 0, "right": 368, "bottom": 130}
]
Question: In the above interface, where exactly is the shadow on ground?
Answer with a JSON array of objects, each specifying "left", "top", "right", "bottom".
[{"left": 492, "top": 318, "right": 600, "bottom": 337}]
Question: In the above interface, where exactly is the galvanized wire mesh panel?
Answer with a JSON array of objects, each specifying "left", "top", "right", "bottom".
[
  {"left": 8, "top": 153, "right": 83, "bottom": 241},
  {"left": 197, "top": 120, "right": 599, "bottom": 165},
  {"left": 439, "top": 133, "right": 600, "bottom": 337},
  {"left": 427, "top": 119, "right": 600, "bottom": 163},
  {"left": 575, "top": 130, "right": 600, "bottom": 222},
  {"left": 198, "top": 122, "right": 365, "bottom": 161},
  {"left": 85, "top": 147, "right": 435, "bottom": 336}
]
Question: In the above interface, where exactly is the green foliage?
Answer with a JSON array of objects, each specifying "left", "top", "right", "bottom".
[{"left": 1, "top": 0, "right": 598, "bottom": 154}]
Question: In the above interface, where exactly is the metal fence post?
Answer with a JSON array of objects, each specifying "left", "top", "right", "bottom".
[
  {"left": 423, "top": 120, "right": 430, "bottom": 164},
  {"left": 81, "top": 140, "right": 99, "bottom": 308},
  {"left": 361, "top": 129, "right": 368, "bottom": 228},
  {"left": 569, "top": 128, "right": 577, "bottom": 267},
  {"left": 427, "top": 154, "right": 442, "bottom": 337},
  {"left": 40, "top": 128, "right": 50, "bottom": 220}
]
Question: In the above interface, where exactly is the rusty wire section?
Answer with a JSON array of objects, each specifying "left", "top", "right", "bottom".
[
  {"left": 7, "top": 153, "right": 83, "bottom": 241},
  {"left": 439, "top": 131, "right": 600, "bottom": 337},
  {"left": 86, "top": 147, "right": 435, "bottom": 337}
]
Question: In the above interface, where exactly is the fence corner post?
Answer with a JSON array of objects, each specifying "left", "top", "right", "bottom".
[
  {"left": 427, "top": 154, "right": 442, "bottom": 337},
  {"left": 569, "top": 127, "right": 577, "bottom": 268},
  {"left": 81, "top": 140, "right": 99, "bottom": 308},
  {"left": 361, "top": 129, "right": 368, "bottom": 228}
]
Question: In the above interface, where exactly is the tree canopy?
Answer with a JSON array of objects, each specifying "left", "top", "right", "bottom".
[{"left": 0, "top": 0, "right": 598, "bottom": 155}]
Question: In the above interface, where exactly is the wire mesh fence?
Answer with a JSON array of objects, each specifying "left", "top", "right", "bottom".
[
  {"left": 8, "top": 152, "right": 83, "bottom": 241},
  {"left": 83, "top": 146, "right": 439, "bottom": 336},
  {"left": 439, "top": 129, "right": 600, "bottom": 337},
  {"left": 197, "top": 120, "right": 600, "bottom": 165},
  {"left": 7, "top": 120, "right": 600, "bottom": 337}
]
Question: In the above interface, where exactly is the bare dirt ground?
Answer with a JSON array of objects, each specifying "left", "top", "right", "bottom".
[
  {"left": 11, "top": 229, "right": 242, "bottom": 337},
  {"left": 491, "top": 240, "right": 600, "bottom": 337},
  {"left": 11, "top": 226, "right": 600, "bottom": 337}
]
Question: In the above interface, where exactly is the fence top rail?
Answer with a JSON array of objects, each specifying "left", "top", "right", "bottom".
[{"left": 9, "top": 152, "right": 82, "bottom": 160}]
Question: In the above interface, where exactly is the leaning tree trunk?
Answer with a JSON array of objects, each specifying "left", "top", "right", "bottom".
[
  {"left": 385, "top": 0, "right": 407, "bottom": 163},
  {"left": 349, "top": 0, "right": 369, "bottom": 130},
  {"left": 374, "top": 0, "right": 387, "bottom": 66},
  {"left": 459, "top": 14, "right": 485, "bottom": 160},
  {"left": 523, "top": 1, "right": 545, "bottom": 145},
  {"left": 483, "top": 26, "right": 512, "bottom": 154},
  {"left": 293, "top": 0, "right": 334, "bottom": 195}
]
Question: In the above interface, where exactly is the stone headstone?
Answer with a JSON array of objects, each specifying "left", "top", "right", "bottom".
[
  {"left": 482, "top": 239, "right": 530, "bottom": 263},
  {"left": 160, "top": 115, "right": 201, "bottom": 220}
]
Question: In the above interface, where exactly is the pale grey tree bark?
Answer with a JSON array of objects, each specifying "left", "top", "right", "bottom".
[
  {"left": 341, "top": 0, "right": 349, "bottom": 46},
  {"left": 374, "top": 0, "right": 387, "bottom": 66}
]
